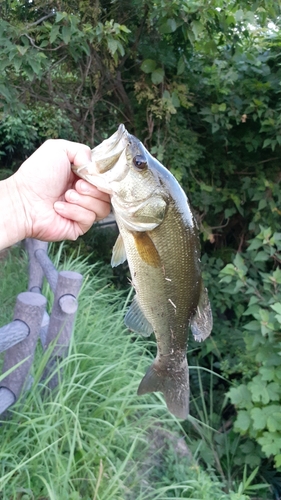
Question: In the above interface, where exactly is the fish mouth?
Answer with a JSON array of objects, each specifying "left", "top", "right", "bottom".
[{"left": 72, "top": 124, "right": 129, "bottom": 193}]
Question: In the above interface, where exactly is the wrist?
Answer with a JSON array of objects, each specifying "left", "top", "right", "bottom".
[{"left": 0, "top": 174, "right": 31, "bottom": 251}]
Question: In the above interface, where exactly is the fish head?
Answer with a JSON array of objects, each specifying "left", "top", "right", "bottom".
[
  {"left": 113, "top": 132, "right": 165, "bottom": 203},
  {"left": 73, "top": 124, "right": 169, "bottom": 230}
]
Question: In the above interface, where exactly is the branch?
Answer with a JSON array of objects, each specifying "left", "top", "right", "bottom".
[{"left": 26, "top": 12, "right": 56, "bottom": 29}]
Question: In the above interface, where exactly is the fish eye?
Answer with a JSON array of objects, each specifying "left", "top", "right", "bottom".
[{"left": 133, "top": 155, "right": 147, "bottom": 170}]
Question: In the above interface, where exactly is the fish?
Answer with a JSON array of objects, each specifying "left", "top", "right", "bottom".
[{"left": 72, "top": 124, "right": 212, "bottom": 419}]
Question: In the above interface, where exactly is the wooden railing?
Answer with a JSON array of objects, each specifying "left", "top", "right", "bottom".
[{"left": 0, "top": 238, "right": 83, "bottom": 415}]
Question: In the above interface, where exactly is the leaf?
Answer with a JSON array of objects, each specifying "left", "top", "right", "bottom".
[
  {"left": 248, "top": 377, "right": 274, "bottom": 404},
  {"left": 200, "top": 182, "right": 213, "bottom": 192},
  {"left": 219, "top": 263, "right": 236, "bottom": 276},
  {"left": 267, "top": 413, "right": 281, "bottom": 432},
  {"left": 258, "top": 432, "right": 281, "bottom": 457},
  {"left": 228, "top": 385, "right": 252, "bottom": 408},
  {"left": 107, "top": 38, "right": 118, "bottom": 55},
  {"left": 258, "top": 198, "right": 267, "bottom": 210},
  {"left": 116, "top": 40, "right": 124, "bottom": 56},
  {"left": 0, "top": 83, "right": 12, "bottom": 101},
  {"left": 119, "top": 25, "right": 131, "bottom": 33},
  {"left": 244, "top": 320, "right": 260, "bottom": 332},
  {"left": 243, "top": 304, "right": 260, "bottom": 316},
  {"left": 212, "top": 122, "right": 220, "bottom": 133},
  {"left": 50, "top": 25, "right": 60, "bottom": 44},
  {"left": 159, "top": 18, "right": 178, "bottom": 34},
  {"left": 267, "top": 382, "right": 280, "bottom": 401},
  {"left": 274, "top": 454, "right": 281, "bottom": 468},
  {"left": 151, "top": 68, "right": 164, "bottom": 85},
  {"left": 13, "top": 56, "right": 22, "bottom": 72},
  {"left": 140, "top": 59, "right": 156, "bottom": 74},
  {"left": 234, "top": 410, "right": 251, "bottom": 432},
  {"left": 17, "top": 45, "right": 28, "bottom": 56},
  {"left": 177, "top": 56, "right": 185, "bottom": 76},
  {"left": 224, "top": 207, "right": 236, "bottom": 218},
  {"left": 263, "top": 138, "right": 273, "bottom": 149},
  {"left": 260, "top": 367, "right": 275, "bottom": 381},
  {"left": 247, "top": 238, "right": 263, "bottom": 251},
  {"left": 218, "top": 103, "right": 226, "bottom": 112},
  {"left": 251, "top": 408, "right": 267, "bottom": 430},
  {"left": 248, "top": 296, "right": 259, "bottom": 306},
  {"left": 62, "top": 25, "right": 71, "bottom": 45},
  {"left": 191, "top": 20, "right": 204, "bottom": 39},
  {"left": 271, "top": 303, "right": 281, "bottom": 315},
  {"left": 0, "top": 59, "right": 10, "bottom": 71},
  {"left": 56, "top": 11, "right": 68, "bottom": 23},
  {"left": 233, "top": 253, "right": 247, "bottom": 274},
  {"left": 171, "top": 91, "right": 180, "bottom": 108},
  {"left": 26, "top": 54, "right": 41, "bottom": 76},
  {"left": 254, "top": 251, "right": 270, "bottom": 262},
  {"left": 234, "top": 9, "right": 244, "bottom": 22}
]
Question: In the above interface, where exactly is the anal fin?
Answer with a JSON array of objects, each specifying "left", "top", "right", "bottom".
[{"left": 191, "top": 283, "right": 213, "bottom": 342}]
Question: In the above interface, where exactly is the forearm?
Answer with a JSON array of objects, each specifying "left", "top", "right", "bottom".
[{"left": 0, "top": 175, "right": 28, "bottom": 251}]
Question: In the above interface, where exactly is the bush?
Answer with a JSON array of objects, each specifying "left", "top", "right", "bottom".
[{"left": 219, "top": 218, "right": 281, "bottom": 469}]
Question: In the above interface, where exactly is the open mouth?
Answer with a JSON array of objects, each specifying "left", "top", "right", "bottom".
[{"left": 72, "top": 124, "right": 129, "bottom": 194}]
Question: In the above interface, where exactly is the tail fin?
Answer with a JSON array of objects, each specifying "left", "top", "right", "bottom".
[{"left": 137, "top": 358, "right": 189, "bottom": 419}]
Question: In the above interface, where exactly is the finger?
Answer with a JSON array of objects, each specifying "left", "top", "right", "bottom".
[
  {"left": 57, "top": 139, "right": 92, "bottom": 167},
  {"left": 54, "top": 202, "right": 98, "bottom": 233},
  {"left": 75, "top": 179, "right": 111, "bottom": 203},
  {"left": 64, "top": 189, "right": 111, "bottom": 221}
]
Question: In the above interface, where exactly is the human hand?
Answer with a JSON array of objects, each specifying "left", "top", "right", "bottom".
[{"left": 1, "top": 139, "right": 111, "bottom": 249}]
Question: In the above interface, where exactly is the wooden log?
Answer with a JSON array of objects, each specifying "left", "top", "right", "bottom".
[
  {"left": 34, "top": 248, "right": 58, "bottom": 293},
  {"left": 40, "top": 310, "right": 50, "bottom": 347},
  {"left": 0, "top": 387, "right": 15, "bottom": 415},
  {"left": 0, "top": 292, "right": 47, "bottom": 407},
  {"left": 25, "top": 239, "right": 48, "bottom": 293},
  {"left": 0, "top": 320, "right": 29, "bottom": 353},
  {"left": 42, "top": 271, "right": 83, "bottom": 389}
]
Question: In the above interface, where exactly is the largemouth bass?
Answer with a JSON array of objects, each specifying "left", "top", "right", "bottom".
[{"left": 73, "top": 124, "right": 212, "bottom": 419}]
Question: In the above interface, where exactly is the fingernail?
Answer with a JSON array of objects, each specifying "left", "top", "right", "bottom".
[
  {"left": 68, "top": 190, "right": 79, "bottom": 201},
  {"left": 80, "top": 181, "right": 90, "bottom": 194},
  {"left": 54, "top": 202, "right": 64, "bottom": 211}
]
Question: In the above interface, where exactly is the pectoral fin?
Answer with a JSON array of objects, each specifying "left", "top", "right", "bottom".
[
  {"left": 125, "top": 296, "right": 153, "bottom": 336},
  {"left": 190, "top": 284, "right": 213, "bottom": 342},
  {"left": 133, "top": 232, "right": 161, "bottom": 268},
  {"left": 111, "top": 234, "right": 127, "bottom": 267}
]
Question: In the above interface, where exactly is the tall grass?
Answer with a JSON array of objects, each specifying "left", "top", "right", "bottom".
[{"left": 0, "top": 244, "right": 246, "bottom": 499}]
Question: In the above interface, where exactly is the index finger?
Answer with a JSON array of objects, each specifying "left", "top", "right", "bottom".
[{"left": 59, "top": 139, "right": 92, "bottom": 166}]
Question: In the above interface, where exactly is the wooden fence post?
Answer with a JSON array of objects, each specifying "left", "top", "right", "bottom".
[
  {"left": 25, "top": 239, "right": 49, "bottom": 293},
  {"left": 0, "top": 320, "right": 29, "bottom": 353},
  {"left": 0, "top": 292, "right": 47, "bottom": 412},
  {"left": 42, "top": 271, "right": 83, "bottom": 389},
  {"left": 0, "top": 239, "right": 84, "bottom": 412}
]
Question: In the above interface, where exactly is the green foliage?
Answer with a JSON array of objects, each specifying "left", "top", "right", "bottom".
[
  {"left": 0, "top": 105, "right": 76, "bottom": 168},
  {"left": 219, "top": 222, "right": 281, "bottom": 468},
  {"left": 0, "top": 246, "right": 240, "bottom": 500}
]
